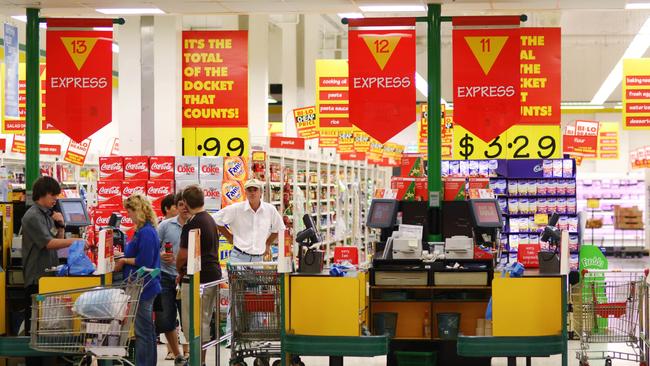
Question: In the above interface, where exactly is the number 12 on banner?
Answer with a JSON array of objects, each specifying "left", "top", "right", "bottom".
[
  {"left": 453, "top": 124, "right": 560, "bottom": 160},
  {"left": 182, "top": 127, "right": 249, "bottom": 157}
]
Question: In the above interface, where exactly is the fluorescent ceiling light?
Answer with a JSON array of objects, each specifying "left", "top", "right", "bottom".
[
  {"left": 93, "top": 27, "right": 113, "bottom": 31},
  {"left": 112, "top": 43, "right": 119, "bottom": 53},
  {"left": 561, "top": 105, "right": 605, "bottom": 110},
  {"left": 626, "top": 3, "right": 650, "bottom": 9},
  {"left": 591, "top": 17, "right": 650, "bottom": 104},
  {"left": 267, "top": 96, "right": 278, "bottom": 104},
  {"left": 96, "top": 8, "right": 164, "bottom": 15},
  {"left": 359, "top": 5, "right": 426, "bottom": 12},
  {"left": 338, "top": 13, "right": 364, "bottom": 19},
  {"left": 11, "top": 15, "right": 47, "bottom": 28}
]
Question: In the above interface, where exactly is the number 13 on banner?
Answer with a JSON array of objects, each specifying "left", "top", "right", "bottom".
[
  {"left": 453, "top": 124, "right": 560, "bottom": 160},
  {"left": 182, "top": 127, "right": 249, "bottom": 157}
]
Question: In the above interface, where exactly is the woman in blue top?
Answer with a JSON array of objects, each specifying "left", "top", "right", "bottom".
[{"left": 114, "top": 194, "right": 161, "bottom": 366}]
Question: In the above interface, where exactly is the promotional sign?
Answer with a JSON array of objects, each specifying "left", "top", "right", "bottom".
[
  {"left": 348, "top": 18, "right": 416, "bottom": 143},
  {"left": 2, "top": 64, "right": 51, "bottom": 133},
  {"left": 368, "top": 139, "right": 384, "bottom": 163},
  {"left": 63, "top": 138, "right": 91, "bottom": 166},
  {"left": 598, "top": 122, "right": 619, "bottom": 159},
  {"left": 182, "top": 127, "right": 249, "bottom": 157},
  {"left": 40, "top": 144, "right": 61, "bottom": 156},
  {"left": 318, "top": 128, "right": 339, "bottom": 148},
  {"left": 109, "top": 137, "right": 120, "bottom": 156},
  {"left": 270, "top": 136, "right": 305, "bottom": 150},
  {"left": 182, "top": 31, "right": 248, "bottom": 128},
  {"left": 340, "top": 152, "right": 366, "bottom": 161},
  {"left": 353, "top": 128, "right": 371, "bottom": 153},
  {"left": 453, "top": 124, "right": 560, "bottom": 160},
  {"left": 418, "top": 104, "right": 453, "bottom": 158},
  {"left": 418, "top": 104, "right": 428, "bottom": 154},
  {"left": 563, "top": 120, "right": 599, "bottom": 158},
  {"left": 519, "top": 28, "right": 561, "bottom": 124},
  {"left": 4, "top": 23, "right": 19, "bottom": 118},
  {"left": 10, "top": 134, "right": 25, "bottom": 154},
  {"left": 623, "top": 58, "right": 650, "bottom": 129},
  {"left": 293, "top": 106, "right": 318, "bottom": 139},
  {"left": 453, "top": 16, "right": 521, "bottom": 142},
  {"left": 337, "top": 128, "right": 354, "bottom": 153},
  {"left": 46, "top": 19, "right": 113, "bottom": 142},
  {"left": 315, "top": 59, "right": 351, "bottom": 129}
]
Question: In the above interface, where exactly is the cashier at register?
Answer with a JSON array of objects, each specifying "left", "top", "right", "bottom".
[{"left": 21, "top": 176, "right": 86, "bottom": 335}]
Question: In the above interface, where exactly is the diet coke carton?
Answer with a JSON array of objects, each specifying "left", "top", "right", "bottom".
[
  {"left": 122, "top": 180, "right": 147, "bottom": 200},
  {"left": 176, "top": 180, "right": 195, "bottom": 194},
  {"left": 199, "top": 156, "right": 224, "bottom": 181},
  {"left": 97, "top": 181, "right": 123, "bottom": 210},
  {"left": 202, "top": 180, "right": 223, "bottom": 210},
  {"left": 149, "top": 156, "right": 175, "bottom": 180},
  {"left": 99, "top": 156, "right": 124, "bottom": 181},
  {"left": 124, "top": 156, "right": 150, "bottom": 180},
  {"left": 147, "top": 180, "right": 175, "bottom": 212},
  {"left": 120, "top": 211, "right": 136, "bottom": 240},
  {"left": 175, "top": 156, "right": 199, "bottom": 181}
]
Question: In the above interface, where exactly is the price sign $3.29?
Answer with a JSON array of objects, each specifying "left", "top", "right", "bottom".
[
  {"left": 453, "top": 125, "right": 560, "bottom": 160},
  {"left": 182, "top": 127, "right": 249, "bottom": 157}
]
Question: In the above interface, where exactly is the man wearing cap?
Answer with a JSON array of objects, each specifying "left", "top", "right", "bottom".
[{"left": 214, "top": 179, "right": 285, "bottom": 262}]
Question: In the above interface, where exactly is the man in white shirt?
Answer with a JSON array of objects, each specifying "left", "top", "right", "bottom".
[{"left": 214, "top": 179, "right": 285, "bottom": 262}]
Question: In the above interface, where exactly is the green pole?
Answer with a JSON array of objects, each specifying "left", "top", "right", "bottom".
[
  {"left": 427, "top": 3, "right": 442, "bottom": 241},
  {"left": 25, "top": 8, "right": 40, "bottom": 192}
]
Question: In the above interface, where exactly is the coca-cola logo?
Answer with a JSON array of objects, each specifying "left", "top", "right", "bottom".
[
  {"left": 95, "top": 216, "right": 110, "bottom": 225},
  {"left": 99, "top": 186, "right": 121, "bottom": 195},
  {"left": 125, "top": 162, "right": 147, "bottom": 170},
  {"left": 201, "top": 164, "right": 221, "bottom": 174},
  {"left": 204, "top": 188, "right": 221, "bottom": 198},
  {"left": 148, "top": 186, "right": 171, "bottom": 195},
  {"left": 177, "top": 165, "right": 196, "bottom": 173},
  {"left": 100, "top": 162, "right": 122, "bottom": 171},
  {"left": 151, "top": 162, "right": 173, "bottom": 171},
  {"left": 123, "top": 186, "right": 145, "bottom": 195}
]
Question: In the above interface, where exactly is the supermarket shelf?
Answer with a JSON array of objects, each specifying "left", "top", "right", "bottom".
[
  {"left": 505, "top": 213, "right": 578, "bottom": 217},
  {"left": 506, "top": 195, "right": 576, "bottom": 198},
  {"left": 269, "top": 181, "right": 282, "bottom": 186},
  {"left": 503, "top": 231, "right": 579, "bottom": 235}
]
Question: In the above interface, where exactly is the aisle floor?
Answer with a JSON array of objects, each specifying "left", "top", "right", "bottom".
[{"left": 156, "top": 257, "right": 649, "bottom": 366}]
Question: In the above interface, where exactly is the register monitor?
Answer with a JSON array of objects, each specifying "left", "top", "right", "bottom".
[
  {"left": 367, "top": 199, "right": 399, "bottom": 229},
  {"left": 58, "top": 198, "right": 91, "bottom": 227},
  {"left": 468, "top": 199, "right": 503, "bottom": 229}
]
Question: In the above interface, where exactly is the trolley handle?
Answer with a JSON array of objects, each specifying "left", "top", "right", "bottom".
[
  {"left": 582, "top": 268, "right": 649, "bottom": 275},
  {"left": 227, "top": 261, "right": 278, "bottom": 268},
  {"left": 136, "top": 267, "right": 161, "bottom": 278}
]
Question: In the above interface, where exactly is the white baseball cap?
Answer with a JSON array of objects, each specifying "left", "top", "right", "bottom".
[{"left": 244, "top": 179, "right": 264, "bottom": 190}]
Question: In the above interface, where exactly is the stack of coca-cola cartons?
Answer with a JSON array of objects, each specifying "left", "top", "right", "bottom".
[
  {"left": 120, "top": 156, "right": 149, "bottom": 239},
  {"left": 148, "top": 156, "right": 176, "bottom": 222},
  {"left": 97, "top": 156, "right": 124, "bottom": 235}
]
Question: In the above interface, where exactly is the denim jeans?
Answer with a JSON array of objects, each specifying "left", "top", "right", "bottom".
[
  {"left": 226, "top": 250, "right": 264, "bottom": 335},
  {"left": 155, "top": 271, "right": 179, "bottom": 333},
  {"left": 135, "top": 297, "right": 157, "bottom": 366}
]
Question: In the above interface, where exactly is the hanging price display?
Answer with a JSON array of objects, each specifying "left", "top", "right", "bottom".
[
  {"left": 182, "top": 127, "right": 249, "bottom": 157},
  {"left": 453, "top": 124, "right": 560, "bottom": 160}
]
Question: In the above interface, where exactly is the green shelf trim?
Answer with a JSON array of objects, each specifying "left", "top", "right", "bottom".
[
  {"left": 0, "top": 336, "right": 60, "bottom": 357},
  {"left": 457, "top": 335, "right": 564, "bottom": 357},
  {"left": 283, "top": 334, "right": 389, "bottom": 357}
]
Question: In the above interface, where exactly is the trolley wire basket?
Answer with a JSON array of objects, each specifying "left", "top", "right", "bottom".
[
  {"left": 572, "top": 269, "right": 650, "bottom": 366},
  {"left": 29, "top": 267, "right": 159, "bottom": 365}
]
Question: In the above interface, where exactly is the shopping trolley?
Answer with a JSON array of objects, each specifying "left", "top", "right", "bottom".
[
  {"left": 29, "top": 267, "right": 160, "bottom": 365},
  {"left": 572, "top": 269, "right": 650, "bottom": 366},
  {"left": 228, "top": 262, "right": 282, "bottom": 366}
]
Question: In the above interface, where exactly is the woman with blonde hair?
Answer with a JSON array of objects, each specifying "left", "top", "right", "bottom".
[{"left": 114, "top": 193, "right": 162, "bottom": 366}]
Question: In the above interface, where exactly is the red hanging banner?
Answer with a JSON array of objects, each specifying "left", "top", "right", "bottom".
[
  {"left": 348, "top": 18, "right": 416, "bottom": 144},
  {"left": 453, "top": 16, "right": 521, "bottom": 142},
  {"left": 46, "top": 19, "right": 113, "bottom": 142},
  {"left": 270, "top": 136, "right": 305, "bottom": 150}
]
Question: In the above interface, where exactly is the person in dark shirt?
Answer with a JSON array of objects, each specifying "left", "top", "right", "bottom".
[
  {"left": 114, "top": 194, "right": 161, "bottom": 366},
  {"left": 176, "top": 185, "right": 220, "bottom": 364}
]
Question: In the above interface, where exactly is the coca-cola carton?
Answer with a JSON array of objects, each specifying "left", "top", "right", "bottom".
[
  {"left": 120, "top": 211, "right": 136, "bottom": 240},
  {"left": 149, "top": 156, "right": 175, "bottom": 180},
  {"left": 122, "top": 180, "right": 147, "bottom": 200},
  {"left": 124, "top": 156, "right": 150, "bottom": 180},
  {"left": 155, "top": 209, "right": 165, "bottom": 225},
  {"left": 97, "top": 181, "right": 123, "bottom": 210},
  {"left": 93, "top": 209, "right": 115, "bottom": 229},
  {"left": 202, "top": 180, "right": 222, "bottom": 210},
  {"left": 176, "top": 156, "right": 199, "bottom": 181},
  {"left": 99, "top": 156, "right": 124, "bottom": 181},
  {"left": 199, "top": 156, "right": 224, "bottom": 181},
  {"left": 147, "top": 180, "right": 175, "bottom": 212}
]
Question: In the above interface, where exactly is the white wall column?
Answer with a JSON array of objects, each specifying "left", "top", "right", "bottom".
[
  {"left": 248, "top": 15, "right": 270, "bottom": 146},
  {"left": 154, "top": 15, "right": 182, "bottom": 155},
  {"left": 281, "top": 22, "right": 298, "bottom": 137},
  {"left": 117, "top": 16, "right": 142, "bottom": 155},
  {"left": 301, "top": 14, "right": 319, "bottom": 107}
]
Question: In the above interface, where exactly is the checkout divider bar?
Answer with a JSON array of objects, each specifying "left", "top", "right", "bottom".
[{"left": 200, "top": 278, "right": 229, "bottom": 353}]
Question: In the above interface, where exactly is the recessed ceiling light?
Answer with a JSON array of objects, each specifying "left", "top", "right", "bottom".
[
  {"left": 626, "top": 2, "right": 650, "bottom": 9},
  {"left": 96, "top": 8, "right": 165, "bottom": 15},
  {"left": 359, "top": 5, "right": 426, "bottom": 12},
  {"left": 11, "top": 15, "right": 47, "bottom": 28},
  {"left": 338, "top": 13, "right": 364, "bottom": 19}
]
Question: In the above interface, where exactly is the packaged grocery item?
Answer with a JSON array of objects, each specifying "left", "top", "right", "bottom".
[
  {"left": 519, "top": 198, "right": 529, "bottom": 214},
  {"left": 537, "top": 198, "right": 547, "bottom": 214},
  {"left": 569, "top": 235, "right": 579, "bottom": 252},
  {"left": 459, "top": 160, "right": 469, "bottom": 176},
  {"left": 547, "top": 198, "right": 556, "bottom": 213},
  {"left": 93, "top": 209, "right": 114, "bottom": 229},
  {"left": 529, "top": 199, "right": 537, "bottom": 215},
  {"left": 392, "top": 178, "right": 428, "bottom": 201},
  {"left": 557, "top": 198, "right": 567, "bottom": 214},
  {"left": 509, "top": 218, "right": 519, "bottom": 232},
  {"left": 547, "top": 180, "right": 557, "bottom": 195},
  {"left": 543, "top": 160, "right": 553, "bottom": 178},
  {"left": 224, "top": 157, "right": 250, "bottom": 182},
  {"left": 122, "top": 180, "right": 147, "bottom": 200},
  {"left": 199, "top": 156, "right": 224, "bottom": 180},
  {"left": 149, "top": 156, "right": 175, "bottom": 180},
  {"left": 221, "top": 180, "right": 246, "bottom": 207},
  {"left": 558, "top": 216, "right": 569, "bottom": 231},
  {"left": 537, "top": 180, "right": 547, "bottom": 195},
  {"left": 401, "top": 155, "right": 426, "bottom": 177},
  {"left": 563, "top": 159, "right": 574, "bottom": 178},
  {"left": 529, "top": 234, "right": 539, "bottom": 245},
  {"left": 556, "top": 180, "right": 566, "bottom": 195},
  {"left": 528, "top": 217, "right": 536, "bottom": 232},
  {"left": 525, "top": 180, "right": 535, "bottom": 195},
  {"left": 97, "top": 181, "right": 122, "bottom": 210},
  {"left": 450, "top": 161, "right": 460, "bottom": 176},
  {"left": 147, "top": 180, "right": 175, "bottom": 211},
  {"left": 509, "top": 235, "right": 519, "bottom": 249},
  {"left": 567, "top": 198, "right": 577, "bottom": 214},
  {"left": 508, "top": 198, "right": 519, "bottom": 214},
  {"left": 468, "top": 177, "right": 490, "bottom": 191},
  {"left": 498, "top": 198, "right": 508, "bottom": 212},
  {"left": 99, "top": 156, "right": 124, "bottom": 181},
  {"left": 519, "top": 217, "right": 530, "bottom": 232},
  {"left": 519, "top": 234, "right": 530, "bottom": 245},
  {"left": 508, "top": 180, "right": 519, "bottom": 196},
  {"left": 469, "top": 160, "right": 480, "bottom": 177},
  {"left": 124, "top": 156, "right": 150, "bottom": 180},
  {"left": 569, "top": 217, "right": 578, "bottom": 232},
  {"left": 566, "top": 180, "right": 576, "bottom": 195},
  {"left": 553, "top": 160, "right": 563, "bottom": 178},
  {"left": 488, "top": 160, "right": 498, "bottom": 176},
  {"left": 441, "top": 161, "right": 450, "bottom": 177},
  {"left": 444, "top": 178, "right": 466, "bottom": 201},
  {"left": 202, "top": 180, "right": 222, "bottom": 210},
  {"left": 175, "top": 156, "right": 199, "bottom": 181}
]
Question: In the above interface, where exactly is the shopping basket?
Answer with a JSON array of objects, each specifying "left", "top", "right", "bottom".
[
  {"left": 228, "top": 262, "right": 282, "bottom": 366},
  {"left": 572, "top": 269, "right": 649, "bottom": 366},
  {"left": 29, "top": 267, "right": 160, "bottom": 365}
]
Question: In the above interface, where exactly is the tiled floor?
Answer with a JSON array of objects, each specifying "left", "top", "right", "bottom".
[{"left": 156, "top": 257, "right": 650, "bottom": 366}]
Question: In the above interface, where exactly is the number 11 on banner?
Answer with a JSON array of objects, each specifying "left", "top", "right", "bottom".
[{"left": 182, "top": 127, "right": 249, "bottom": 157}]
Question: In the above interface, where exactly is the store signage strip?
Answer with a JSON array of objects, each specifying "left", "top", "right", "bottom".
[
  {"left": 453, "top": 124, "right": 560, "bottom": 160},
  {"left": 4, "top": 23, "right": 19, "bottom": 118},
  {"left": 182, "top": 127, "right": 249, "bottom": 157},
  {"left": 623, "top": 59, "right": 650, "bottom": 129}
]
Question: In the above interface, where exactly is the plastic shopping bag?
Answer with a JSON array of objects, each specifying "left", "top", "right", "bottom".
[
  {"left": 67, "top": 240, "right": 96, "bottom": 275},
  {"left": 73, "top": 288, "right": 130, "bottom": 320}
]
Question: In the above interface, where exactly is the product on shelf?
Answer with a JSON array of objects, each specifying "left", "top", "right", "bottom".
[
  {"left": 147, "top": 180, "right": 175, "bottom": 210},
  {"left": 124, "top": 156, "right": 150, "bottom": 180},
  {"left": 97, "top": 180, "right": 123, "bottom": 210},
  {"left": 149, "top": 156, "right": 175, "bottom": 180},
  {"left": 199, "top": 156, "right": 224, "bottom": 180},
  {"left": 224, "top": 156, "right": 249, "bottom": 182},
  {"left": 99, "top": 156, "right": 124, "bottom": 181},
  {"left": 175, "top": 156, "right": 199, "bottom": 181},
  {"left": 122, "top": 180, "right": 147, "bottom": 200},
  {"left": 202, "top": 180, "right": 223, "bottom": 210}
]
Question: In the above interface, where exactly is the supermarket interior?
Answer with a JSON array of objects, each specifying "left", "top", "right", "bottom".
[{"left": 2, "top": 0, "right": 650, "bottom": 366}]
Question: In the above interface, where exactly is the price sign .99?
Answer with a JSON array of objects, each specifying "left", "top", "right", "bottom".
[
  {"left": 182, "top": 127, "right": 249, "bottom": 157},
  {"left": 453, "top": 124, "right": 560, "bottom": 160}
]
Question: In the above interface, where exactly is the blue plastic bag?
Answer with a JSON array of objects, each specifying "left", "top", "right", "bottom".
[
  {"left": 66, "top": 240, "right": 96, "bottom": 275},
  {"left": 485, "top": 297, "right": 492, "bottom": 320}
]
